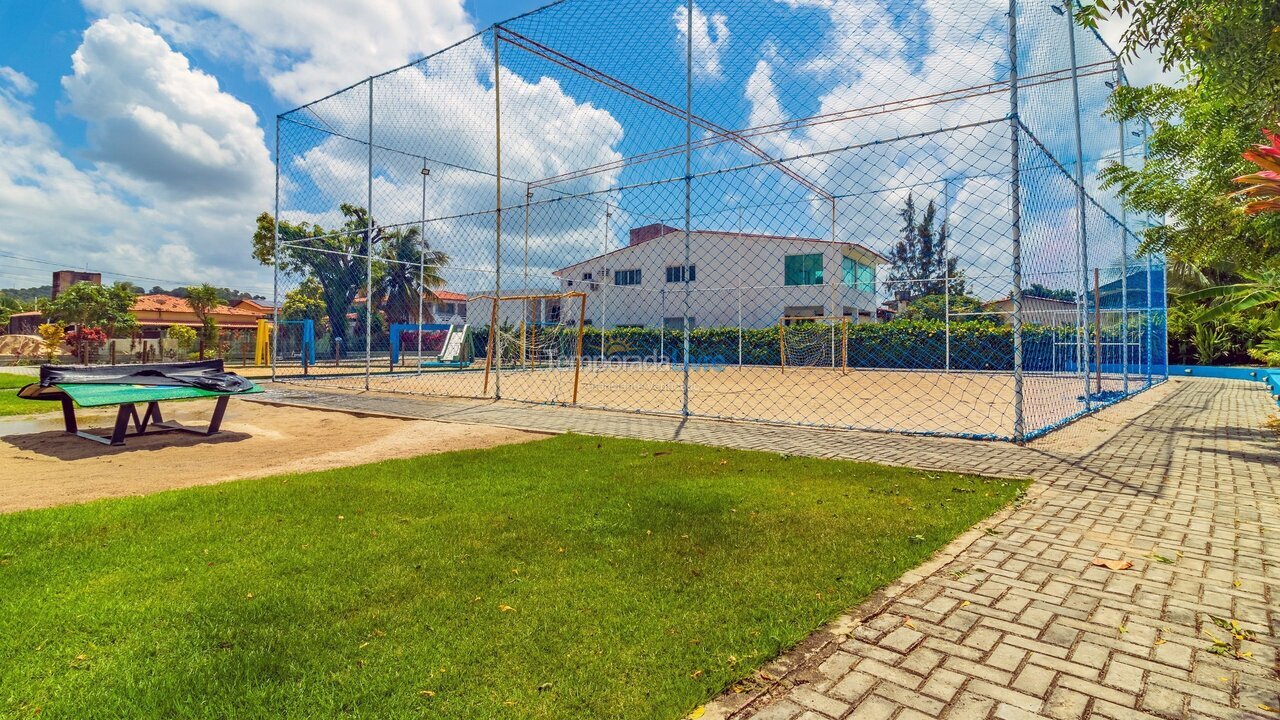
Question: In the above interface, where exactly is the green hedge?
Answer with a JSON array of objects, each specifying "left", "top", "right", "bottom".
[{"left": 469, "top": 320, "right": 1094, "bottom": 372}]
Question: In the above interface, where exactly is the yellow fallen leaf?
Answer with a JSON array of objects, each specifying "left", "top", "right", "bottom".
[
  {"left": 687, "top": 707, "right": 707, "bottom": 719},
  {"left": 1090, "top": 558, "right": 1133, "bottom": 571},
  {"left": 499, "top": 604, "right": 516, "bottom": 613},
  {"left": 689, "top": 669, "right": 703, "bottom": 679},
  {"left": 419, "top": 690, "right": 436, "bottom": 698},
  {"left": 245, "top": 593, "right": 254, "bottom": 600},
  {"left": 1233, "top": 580, "right": 1241, "bottom": 588},
  {"left": 960, "top": 600, "right": 971, "bottom": 607}
]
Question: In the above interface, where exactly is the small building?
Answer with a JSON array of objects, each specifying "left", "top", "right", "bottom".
[
  {"left": 550, "top": 224, "right": 887, "bottom": 329},
  {"left": 232, "top": 298, "right": 277, "bottom": 317},
  {"left": 984, "top": 295, "right": 1079, "bottom": 327},
  {"left": 434, "top": 290, "right": 467, "bottom": 323},
  {"left": 6, "top": 311, "right": 44, "bottom": 335},
  {"left": 131, "top": 294, "right": 262, "bottom": 337},
  {"left": 51, "top": 270, "right": 101, "bottom": 299}
]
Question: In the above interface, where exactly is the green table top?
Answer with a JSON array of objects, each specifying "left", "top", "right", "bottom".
[{"left": 57, "top": 382, "right": 263, "bottom": 408}]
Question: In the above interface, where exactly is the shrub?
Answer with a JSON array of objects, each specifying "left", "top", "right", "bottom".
[{"left": 36, "top": 323, "right": 66, "bottom": 364}]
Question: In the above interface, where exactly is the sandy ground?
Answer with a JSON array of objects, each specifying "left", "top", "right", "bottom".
[
  {"left": 0, "top": 400, "right": 544, "bottom": 514},
  {"left": 284, "top": 364, "right": 1143, "bottom": 439}
]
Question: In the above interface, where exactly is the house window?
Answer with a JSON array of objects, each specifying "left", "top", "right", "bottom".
[
  {"left": 784, "top": 253, "right": 823, "bottom": 286},
  {"left": 615, "top": 269, "right": 642, "bottom": 286},
  {"left": 582, "top": 272, "right": 593, "bottom": 281},
  {"left": 665, "top": 265, "right": 696, "bottom": 283},
  {"left": 842, "top": 256, "right": 875, "bottom": 292}
]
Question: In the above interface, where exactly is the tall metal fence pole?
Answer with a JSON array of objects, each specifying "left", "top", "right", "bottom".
[
  {"left": 1008, "top": 0, "right": 1026, "bottom": 442},
  {"left": 943, "top": 177, "right": 952, "bottom": 373},
  {"left": 1065, "top": 0, "right": 1091, "bottom": 411},
  {"left": 272, "top": 115, "right": 281, "bottom": 382},
  {"left": 365, "top": 77, "right": 374, "bottom": 392},
  {"left": 418, "top": 158, "right": 428, "bottom": 374},
  {"left": 1117, "top": 64, "right": 1129, "bottom": 395},
  {"left": 681, "top": 1, "right": 693, "bottom": 417},
  {"left": 493, "top": 26, "right": 504, "bottom": 400}
]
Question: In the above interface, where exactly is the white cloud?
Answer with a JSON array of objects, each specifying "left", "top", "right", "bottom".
[
  {"left": 62, "top": 16, "right": 272, "bottom": 200},
  {"left": 674, "top": 3, "right": 730, "bottom": 79},
  {"left": 83, "top": 0, "right": 477, "bottom": 104},
  {"left": 1095, "top": 14, "right": 1180, "bottom": 88},
  {"left": 0, "top": 18, "right": 273, "bottom": 292},
  {"left": 276, "top": 39, "right": 627, "bottom": 291},
  {"left": 0, "top": 67, "right": 37, "bottom": 97}
]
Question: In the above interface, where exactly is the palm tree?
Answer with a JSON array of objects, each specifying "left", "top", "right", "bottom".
[
  {"left": 377, "top": 225, "right": 449, "bottom": 325},
  {"left": 1182, "top": 267, "right": 1280, "bottom": 327}
]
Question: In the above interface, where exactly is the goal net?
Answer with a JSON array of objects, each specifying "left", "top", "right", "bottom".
[
  {"left": 779, "top": 316, "right": 849, "bottom": 374},
  {"left": 476, "top": 292, "right": 588, "bottom": 403}
]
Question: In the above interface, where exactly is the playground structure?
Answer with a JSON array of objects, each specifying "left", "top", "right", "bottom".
[
  {"left": 388, "top": 322, "right": 474, "bottom": 368},
  {"left": 269, "top": 0, "right": 1168, "bottom": 442},
  {"left": 255, "top": 318, "right": 315, "bottom": 368}
]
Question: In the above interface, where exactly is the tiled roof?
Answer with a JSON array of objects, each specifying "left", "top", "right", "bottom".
[{"left": 132, "top": 294, "right": 259, "bottom": 316}]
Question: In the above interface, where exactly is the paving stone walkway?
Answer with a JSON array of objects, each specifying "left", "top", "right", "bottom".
[{"left": 253, "top": 378, "right": 1280, "bottom": 719}]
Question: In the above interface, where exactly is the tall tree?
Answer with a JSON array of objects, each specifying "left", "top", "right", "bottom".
[
  {"left": 184, "top": 284, "right": 223, "bottom": 348},
  {"left": 377, "top": 226, "right": 448, "bottom": 325},
  {"left": 1078, "top": 0, "right": 1280, "bottom": 269},
  {"left": 885, "top": 194, "right": 962, "bottom": 302},
  {"left": 253, "top": 204, "right": 450, "bottom": 343},
  {"left": 45, "top": 281, "right": 138, "bottom": 336}
]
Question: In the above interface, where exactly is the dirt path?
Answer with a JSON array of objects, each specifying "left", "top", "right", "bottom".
[{"left": 0, "top": 401, "right": 544, "bottom": 513}]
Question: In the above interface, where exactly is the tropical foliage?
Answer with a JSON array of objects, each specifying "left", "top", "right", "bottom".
[
  {"left": 253, "top": 205, "right": 451, "bottom": 347},
  {"left": 1232, "top": 129, "right": 1280, "bottom": 215},
  {"left": 1078, "top": 0, "right": 1280, "bottom": 363},
  {"left": 166, "top": 324, "right": 198, "bottom": 355},
  {"left": 184, "top": 284, "right": 222, "bottom": 349},
  {"left": 44, "top": 282, "right": 138, "bottom": 337},
  {"left": 36, "top": 323, "right": 66, "bottom": 363},
  {"left": 897, "top": 293, "right": 997, "bottom": 324}
]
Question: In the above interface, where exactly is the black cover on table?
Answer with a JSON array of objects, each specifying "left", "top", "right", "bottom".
[{"left": 36, "top": 359, "right": 255, "bottom": 393}]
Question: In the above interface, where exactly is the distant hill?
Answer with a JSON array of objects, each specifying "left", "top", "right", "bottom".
[
  {"left": 0, "top": 285, "right": 52, "bottom": 304},
  {"left": 146, "top": 286, "right": 265, "bottom": 305}
]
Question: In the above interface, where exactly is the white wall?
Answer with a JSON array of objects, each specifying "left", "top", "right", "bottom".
[{"left": 554, "top": 231, "right": 882, "bottom": 329}]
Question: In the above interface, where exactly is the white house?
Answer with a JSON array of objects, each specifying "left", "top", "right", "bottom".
[{"left": 550, "top": 224, "right": 888, "bottom": 330}]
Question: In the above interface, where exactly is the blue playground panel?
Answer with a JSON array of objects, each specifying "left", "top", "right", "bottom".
[
  {"left": 278, "top": 319, "right": 315, "bottom": 367},
  {"left": 389, "top": 323, "right": 452, "bottom": 366}
]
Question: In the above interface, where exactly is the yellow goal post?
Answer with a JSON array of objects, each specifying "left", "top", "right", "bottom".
[
  {"left": 476, "top": 291, "right": 588, "bottom": 403},
  {"left": 778, "top": 315, "right": 850, "bottom": 375}
]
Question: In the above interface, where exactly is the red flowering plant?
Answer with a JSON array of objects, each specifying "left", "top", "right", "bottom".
[
  {"left": 65, "top": 327, "right": 109, "bottom": 361},
  {"left": 1233, "top": 128, "right": 1280, "bottom": 214}
]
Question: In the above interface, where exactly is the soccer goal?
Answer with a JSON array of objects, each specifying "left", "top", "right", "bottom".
[
  {"left": 477, "top": 291, "right": 588, "bottom": 403},
  {"left": 779, "top": 316, "right": 849, "bottom": 374}
]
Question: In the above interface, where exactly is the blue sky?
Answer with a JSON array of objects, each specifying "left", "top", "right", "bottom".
[
  {"left": 0, "top": 0, "right": 1166, "bottom": 298},
  {"left": 0, "top": 0, "right": 547, "bottom": 293}
]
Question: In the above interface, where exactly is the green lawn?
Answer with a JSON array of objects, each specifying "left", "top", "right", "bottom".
[
  {"left": 0, "top": 373, "right": 33, "bottom": 390},
  {"left": 0, "top": 435, "right": 1026, "bottom": 719},
  {"left": 0, "top": 373, "right": 39, "bottom": 417}
]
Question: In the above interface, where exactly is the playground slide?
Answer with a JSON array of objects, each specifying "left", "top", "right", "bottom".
[{"left": 439, "top": 325, "right": 467, "bottom": 363}]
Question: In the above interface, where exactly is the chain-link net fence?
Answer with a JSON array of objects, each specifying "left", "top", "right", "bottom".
[{"left": 270, "top": 0, "right": 1167, "bottom": 442}]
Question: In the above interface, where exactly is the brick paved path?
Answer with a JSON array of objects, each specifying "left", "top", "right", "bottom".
[{"left": 254, "top": 378, "right": 1280, "bottom": 719}]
